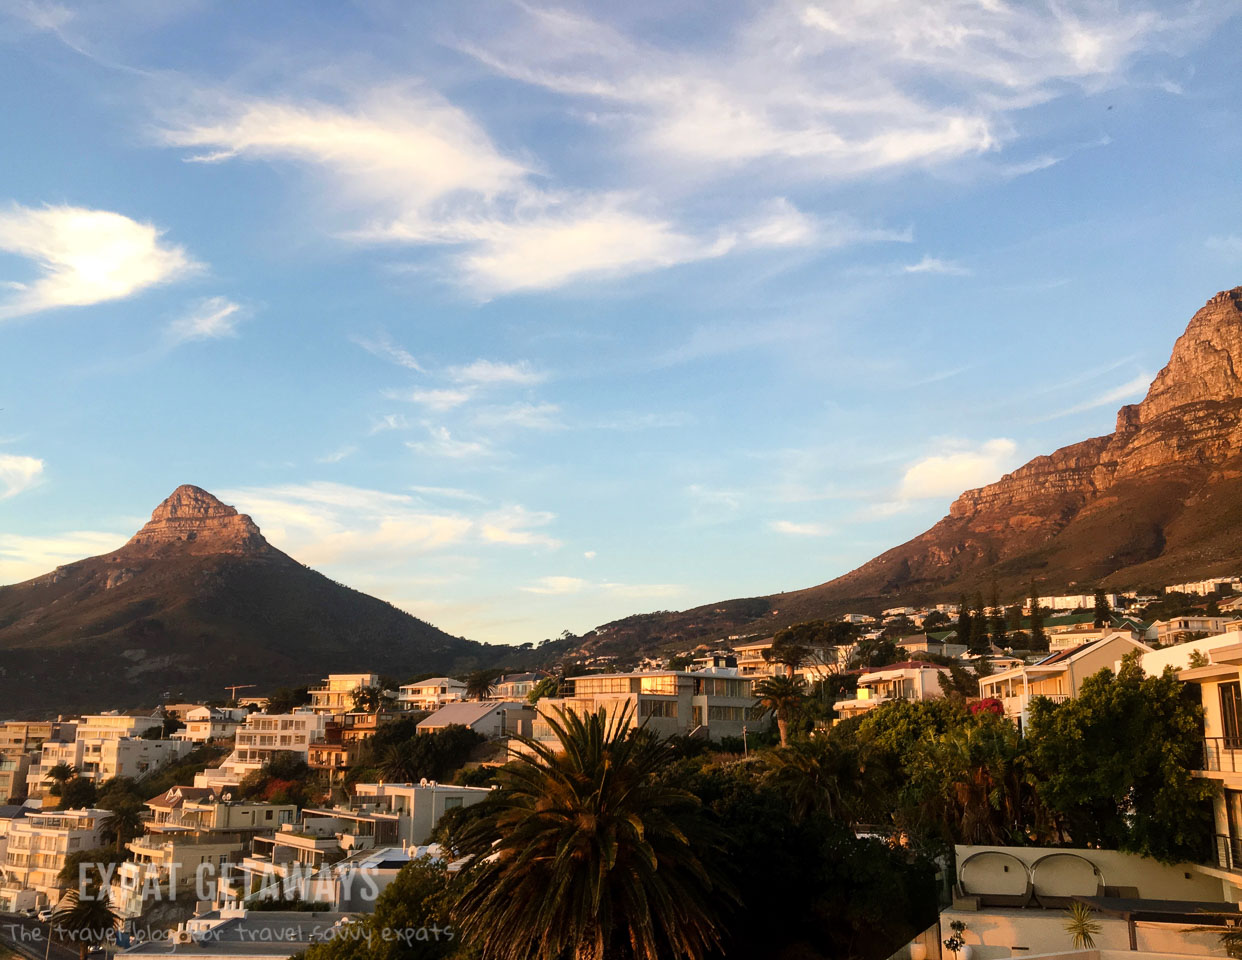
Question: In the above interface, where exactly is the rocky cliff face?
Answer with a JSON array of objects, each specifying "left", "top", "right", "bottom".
[
  {"left": 120, "top": 485, "right": 272, "bottom": 557},
  {"left": 578, "top": 286, "right": 1242, "bottom": 656}
]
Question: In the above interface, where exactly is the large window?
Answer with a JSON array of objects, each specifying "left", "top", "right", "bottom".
[
  {"left": 639, "top": 676, "right": 680, "bottom": 696},
  {"left": 639, "top": 700, "right": 678, "bottom": 719},
  {"left": 573, "top": 677, "right": 634, "bottom": 696},
  {"left": 1222, "top": 681, "right": 1242, "bottom": 750}
]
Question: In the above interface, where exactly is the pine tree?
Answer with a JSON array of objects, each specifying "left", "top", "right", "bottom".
[
  {"left": 1093, "top": 588, "right": 1111, "bottom": 628},
  {"left": 970, "top": 591, "right": 990, "bottom": 653},
  {"left": 989, "top": 580, "right": 1006, "bottom": 645},
  {"left": 1028, "top": 581, "right": 1047, "bottom": 651},
  {"left": 956, "top": 593, "right": 971, "bottom": 646}
]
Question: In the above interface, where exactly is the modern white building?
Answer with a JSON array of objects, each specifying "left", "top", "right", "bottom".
[
  {"left": 180, "top": 707, "right": 248, "bottom": 743},
  {"left": 25, "top": 715, "right": 190, "bottom": 797},
  {"left": 833, "top": 661, "right": 953, "bottom": 720},
  {"left": 0, "top": 807, "right": 109, "bottom": 910},
  {"left": 195, "top": 711, "right": 326, "bottom": 789},
  {"left": 308, "top": 674, "right": 381, "bottom": 714},
  {"left": 397, "top": 677, "right": 467, "bottom": 711}
]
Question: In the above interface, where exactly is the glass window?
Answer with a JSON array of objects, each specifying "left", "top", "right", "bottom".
[
  {"left": 1222, "top": 682, "right": 1242, "bottom": 750},
  {"left": 638, "top": 700, "right": 678, "bottom": 719}
]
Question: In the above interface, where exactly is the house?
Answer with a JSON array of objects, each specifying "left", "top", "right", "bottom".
[
  {"left": 528, "top": 669, "right": 760, "bottom": 748},
  {"left": 832, "top": 661, "right": 952, "bottom": 720},
  {"left": 143, "top": 787, "right": 296, "bottom": 836},
  {"left": 494, "top": 671, "right": 550, "bottom": 700},
  {"left": 1149, "top": 616, "right": 1234, "bottom": 645},
  {"left": 112, "top": 833, "right": 247, "bottom": 918},
  {"left": 307, "top": 710, "right": 403, "bottom": 776},
  {"left": 195, "top": 711, "right": 326, "bottom": 789},
  {"left": 25, "top": 715, "right": 190, "bottom": 797},
  {"left": 397, "top": 677, "right": 467, "bottom": 711},
  {"left": 732, "top": 638, "right": 852, "bottom": 682},
  {"left": 0, "top": 805, "right": 27, "bottom": 865},
  {"left": 180, "top": 706, "right": 248, "bottom": 743},
  {"left": 270, "top": 843, "right": 445, "bottom": 912},
  {"left": 978, "top": 633, "right": 1153, "bottom": 727},
  {"left": 897, "top": 633, "right": 966, "bottom": 658},
  {"left": 120, "top": 908, "right": 349, "bottom": 960},
  {"left": 1165, "top": 577, "right": 1241, "bottom": 597},
  {"left": 307, "top": 673, "right": 381, "bottom": 714},
  {"left": 0, "top": 807, "right": 109, "bottom": 910},
  {"left": 841, "top": 613, "right": 876, "bottom": 624},
  {"left": 416, "top": 701, "right": 532, "bottom": 739}
]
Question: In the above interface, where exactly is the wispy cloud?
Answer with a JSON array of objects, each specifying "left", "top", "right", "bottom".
[
  {"left": 471, "top": 402, "right": 563, "bottom": 431},
  {"left": 1039, "top": 371, "right": 1153, "bottom": 420},
  {"left": 904, "top": 255, "right": 971, "bottom": 276},
  {"left": 769, "top": 519, "right": 833, "bottom": 537},
  {"left": 353, "top": 333, "right": 424, "bottom": 372},
  {"left": 0, "top": 529, "right": 129, "bottom": 584},
  {"left": 167, "top": 296, "right": 242, "bottom": 342},
  {"left": 0, "top": 204, "right": 196, "bottom": 320},
  {"left": 0, "top": 454, "right": 44, "bottom": 499},
  {"left": 388, "top": 388, "right": 475, "bottom": 412},
  {"left": 449, "top": 359, "right": 545, "bottom": 386},
  {"left": 316, "top": 446, "right": 356, "bottom": 464},
  {"left": 521, "top": 575, "right": 682, "bottom": 599},
  {"left": 406, "top": 425, "right": 491, "bottom": 459}
]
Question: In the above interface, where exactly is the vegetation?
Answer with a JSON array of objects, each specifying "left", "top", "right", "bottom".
[
  {"left": 753, "top": 675, "right": 806, "bottom": 747},
  {"left": 52, "top": 888, "right": 120, "bottom": 960},
  {"left": 464, "top": 670, "right": 499, "bottom": 701},
  {"left": 376, "top": 726, "right": 484, "bottom": 784}
]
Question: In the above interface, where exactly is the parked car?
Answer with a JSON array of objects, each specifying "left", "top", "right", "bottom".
[{"left": 37, "top": 907, "right": 54, "bottom": 922}]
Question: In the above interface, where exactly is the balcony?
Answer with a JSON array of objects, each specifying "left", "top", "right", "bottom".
[
  {"left": 1215, "top": 834, "right": 1242, "bottom": 872},
  {"left": 1202, "top": 737, "right": 1242, "bottom": 773}
]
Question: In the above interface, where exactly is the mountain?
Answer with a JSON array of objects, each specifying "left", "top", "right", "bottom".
[
  {"left": 575, "top": 286, "right": 1242, "bottom": 657},
  {"left": 0, "top": 485, "right": 499, "bottom": 718}
]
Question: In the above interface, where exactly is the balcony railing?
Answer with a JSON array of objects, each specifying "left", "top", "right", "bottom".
[
  {"left": 1216, "top": 834, "right": 1242, "bottom": 871},
  {"left": 1203, "top": 737, "right": 1242, "bottom": 772}
]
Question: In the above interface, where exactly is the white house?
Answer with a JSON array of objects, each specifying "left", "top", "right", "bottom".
[
  {"left": 398, "top": 677, "right": 467, "bottom": 711},
  {"left": 180, "top": 707, "right": 248, "bottom": 743},
  {"left": 833, "top": 661, "right": 952, "bottom": 720},
  {"left": 195, "top": 711, "right": 326, "bottom": 789},
  {"left": 0, "top": 808, "right": 109, "bottom": 910}
]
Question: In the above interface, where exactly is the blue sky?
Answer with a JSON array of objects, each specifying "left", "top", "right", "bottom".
[{"left": 1, "top": 0, "right": 1240, "bottom": 644}]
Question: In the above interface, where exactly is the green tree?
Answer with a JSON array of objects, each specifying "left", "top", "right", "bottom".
[
  {"left": 969, "top": 591, "right": 990, "bottom": 653},
  {"left": 526, "top": 676, "right": 560, "bottom": 704},
  {"left": 763, "top": 735, "right": 876, "bottom": 823},
  {"left": 989, "top": 581, "right": 1006, "bottom": 646},
  {"left": 754, "top": 675, "right": 807, "bottom": 747},
  {"left": 1006, "top": 603, "right": 1024, "bottom": 635},
  {"left": 1028, "top": 582, "right": 1047, "bottom": 651},
  {"left": 464, "top": 670, "right": 499, "bottom": 701},
  {"left": 956, "top": 595, "right": 972, "bottom": 649},
  {"left": 100, "top": 798, "right": 146, "bottom": 853},
  {"left": 46, "top": 763, "right": 76, "bottom": 796},
  {"left": 762, "top": 639, "right": 810, "bottom": 678},
  {"left": 57, "top": 848, "right": 128, "bottom": 891},
  {"left": 58, "top": 778, "right": 97, "bottom": 809},
  {"left": 923, "top": 611, "right": 951, "bottom": 631},
  {"left": 1026, "top": 655, "right": 1218, "bottom": 862},
  {"left": 266, "top": 686, "right": 311, "bottom": 714},
  {"left": 52, "top": 888, "right": 120, "bottom": 960},
  {"left": 351, "top": 685, "right": 395, "bottom": 713},
  {"left": 1093, "top": 588, "right": 1111, "bottom": 628},
  {"left": 453, "top": 704, "right": 730, "bottom": 960}
]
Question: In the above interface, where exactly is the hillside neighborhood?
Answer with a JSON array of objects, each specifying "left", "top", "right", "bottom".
[{"left": 3, "top": 577, "right": 1242, "bottom": 958}]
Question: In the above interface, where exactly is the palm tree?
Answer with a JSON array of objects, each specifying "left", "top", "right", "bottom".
[
  {"left": 764, "top": 736, "right": 869, "bottom": 823},
  {"left": 763, "top": 640, "right": 809, "bottom": 679},
  {"left": 378, "top": 742, "right": 418, "bottom": 783},
  {"left": 351, "top": 685, "right": 394, "bottom": 713},
  {"left": 46, "top": 763, "right": 76, "bottom": 797},
  {"left": 53, "top": 888, "right": 119, "bottom": 960},
  {"left": 754, "top": 675, "right": 806, "bottom": 747},
  {"left": 453, "top": 704, "right": 731, "bottom": 960},
  {"left": 101, "top": 799, "right": 146, "bottom": 853},
  {"left": 465, "top": 670, "right": 499, "bottom": 701}
]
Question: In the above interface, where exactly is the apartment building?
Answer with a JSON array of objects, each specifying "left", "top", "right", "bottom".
[
  {"left": 833, "top": 661, "right": 952, "bottom": 720},
  {"left": 397, "top": 677, "right": 466, "bottom": 711},
  {"left": 195, "top": 712, "right": 326, "bottom": 789},
  {"left": 113, "top": 833, "right": 246, "bottom": 918},
  {"left": 307, "top": 674, "right": 380, "bottom": 714},
  {"left": 0, "top": 808, "right": 109, "bottom": 910},
  {"left": 1149, "top": 616, "right": 1234, "bottom": 645},
  {"left": 979, "top": 633, "right": 1152, "bottom": 727},
  {"left": 733, "top": 639, "right": 853, "bottom": 683},
  {"left": 495, "top": 672, "right": 549, "bottom": 700},
  {"left": 180, "top": 706, "right": 248, "bottom": 743},
  {"left": 144, "top": 787, "right": 296, "bottom": 836},
  {"left": 529, "top": 669, "right": 760, "bottom": 747},
  {"left": 26, "top": 718, "right": 189, "bottom": 797}
]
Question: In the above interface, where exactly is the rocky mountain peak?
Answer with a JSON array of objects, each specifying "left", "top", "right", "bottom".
[{"left": 119, "top": 485, "right": 272, "bottom": 557}]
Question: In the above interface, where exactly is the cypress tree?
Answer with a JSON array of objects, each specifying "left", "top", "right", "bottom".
[
  {"left": 1029, "top": 581, "right": 1047, "bottom": 651},
  {"left": 1093, "top": 588, "right": 1111, "bottom": 628},
  {"left": 970, "top": 591, "right": 990, "bottom": 653}
]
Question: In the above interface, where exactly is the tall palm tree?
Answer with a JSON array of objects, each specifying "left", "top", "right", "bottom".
[
  {"left": 378, "top": 742, "right": 418, "bottom": 783},
  {"left": 53, "top": 888, "right": 119, "bottom": 960},
  {"left": 453, "top": 704, "right": 731, "bottom": 960},
  {"left": 465, "top": 670, "right": 499, "bottom": 701},
  {"left": 101, "top": 799, "right": 146, "bottom": 853},
  {"left": 763, "top": 640, "right": 809, "bottom": 679},
  {"left": 46, "top": 763, "right": 76, "bottom": 797},
  {"left": 764, "top": 736, "right": 869, "bottom": 823},
  {"left": 754, "top": 675, "right": 806, "bottom": 747},
  {"left": 351, "top": 685, "right": 394, "bottom": 713}
]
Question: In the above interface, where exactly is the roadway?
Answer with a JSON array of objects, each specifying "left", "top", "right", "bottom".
[{"left": 0, "top": 914, "right": 91, "bottom": 960}]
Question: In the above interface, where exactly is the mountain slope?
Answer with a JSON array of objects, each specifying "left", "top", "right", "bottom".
[
  {"left": 577, "top": 286, "right": 1242, "bottom": 656},
  {"left": 0, "top": 486, "right": 498, "bottom": 717}
]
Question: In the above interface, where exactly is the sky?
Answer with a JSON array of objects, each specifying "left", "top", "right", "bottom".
[{"left": 1, "top": 0, "right": 1240, "bottom": 645}]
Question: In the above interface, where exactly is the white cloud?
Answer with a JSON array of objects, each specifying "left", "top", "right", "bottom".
[
  {"left": 459, "top": 1, "right": 1208, "bottom": 181},
  {"left": 687, "top": 484, "right": 742, "bottom": 524},
  {"left": 167, "top": 296, "right": 242, "bottom": 342},
  {"left": 583, "top": 550, "right": 597, "bottom": 560},
  {"left": 388, "top": 388, "right": 475, "bottom": 412},
  {"left": 478, "top": 505, "right": 561, "bottom": 548},
  {"left": 898, "top": 438, "right": 1019, "bottom": 500},
  {"left": 904, "top": 255, "right": 971, "bottom": 276},
  {"left": 369, "top": 413, "right": 411, "bottom": 434},
  {"left": 406, "top": 425, "right": 491, "bottom": 459},
  {"left": 520, "top": 575, "right": 682, "bottom": 599},
  {"left": 0, "top": 529, "right": 129, "bottom": 584},
  {"left": 769, "top": 519, "right": 833, "bottom": 537},
  {"left": 1041, "top": 371, "right": 1153, "bottom": 420},
  {"left": 316, "top": 446, "right": 356, "bottom": 464},
  {"left": 353, "top": 333, "right": 424, "bottom": 372},
  {"left": 0, "top": 454, "right": 44, "bottom": 499},
  {"left": 0, "top": 204, "right": 195, "bottom": 319},
  {"left": 449, "top": 359, "right": 545, "bottom": 386},
  {"left": 410, "top": 485, "right": 487, "bottom": 503},
  {"left": 472, "top": 402, "right": 563, "bottom": 431},
  {"left": 521, "top": 575, "right": 587, "bottom": 595}
]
